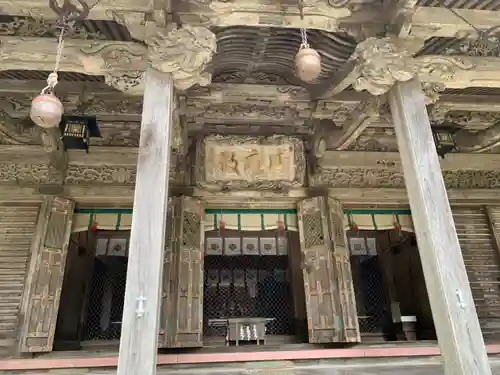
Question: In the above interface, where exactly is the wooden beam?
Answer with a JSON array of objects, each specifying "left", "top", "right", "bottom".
[
  {"left": 388, "top": 77, "right": 491, "bottom": 375},
  {"left": 411, "top": 7, "right": 500, "bottom": 38},
  {"left": 0, "top": 36, "right": 147, "bottom": 74},
  {"left": 319, "top": 150, "right": 500, "bottom": 171},
  {"left": 0, "top": 0, "right": 151, "bottom": 20},
  {"left": 6, "top": 145, "right": 500, "bottom": 172},
  {"left": 3, "top": 37, "right": 500, "bottom": 91},
  {"left": 3, "top": 183, "right": 500, "bottom": 205},
  {"left": 117, "top": 68, "right": 174, "bottom": 375},
  {"left": 328, "top": 98, "right": 384, "bottom": 150}
]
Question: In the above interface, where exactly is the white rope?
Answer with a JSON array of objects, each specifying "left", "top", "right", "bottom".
[
  {"left": 300, "top": 28, "right": 309, "bottom": 49},
  {"left": 41, "top": 24, "right": 66, "bottom": 94}
]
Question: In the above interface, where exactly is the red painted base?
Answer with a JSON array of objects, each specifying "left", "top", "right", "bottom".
[{"left": 1, "top": 344, "right": 500, "bottom": 371}]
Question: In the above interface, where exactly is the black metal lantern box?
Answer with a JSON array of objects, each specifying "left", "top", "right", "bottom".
[{"left": 59, "top": 115, "right": 101, "bottom": 152}]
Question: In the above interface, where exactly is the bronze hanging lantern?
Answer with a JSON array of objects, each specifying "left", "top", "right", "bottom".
[{"left": 295, "top": 29, "right": 321, "bottom": 82}]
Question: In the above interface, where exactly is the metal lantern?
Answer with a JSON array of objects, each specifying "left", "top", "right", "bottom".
[
  {"left": 432, "top": 125, "right": 457, "bottom": 158},
  {"left": 295, "top": 47, "right": 321, "bottom": 83},
  {"left": 60, "top": 115, "right": 101, "bottom": 152},
  {"left": 30, "top": 93, "right": 64, "bottom": 129}
]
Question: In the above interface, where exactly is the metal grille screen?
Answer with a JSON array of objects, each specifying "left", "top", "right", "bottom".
[
  {"left": 83, "top": 256, "right": 127, "bottom": 341},
  {"left": 350, "top": 255, "right": 392, "bottom": 334},
  {"left": 203, "top": 233, "right": 295, "bottom": 338}
]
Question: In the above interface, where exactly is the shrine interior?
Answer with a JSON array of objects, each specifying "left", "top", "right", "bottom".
[{"left": 52, "top": 216, "right": 439, "bottom": 353}]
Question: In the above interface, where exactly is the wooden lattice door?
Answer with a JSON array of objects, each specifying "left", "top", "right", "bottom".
[
  {"left": 19, "top": 197, "right": 75, "bottom": 352},
  {"left": 159, "top": 196, "right": 204, "bottom": 348},
  {"left": 327, "top": 197, "right": 360, "bottom": 342},
  {"left": 297, "top": 196, "right": 360, "bottom": 343}
]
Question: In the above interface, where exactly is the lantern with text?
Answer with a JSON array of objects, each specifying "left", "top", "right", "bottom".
[
  {"left": 60, "top": 115, "right": 101, "bottom": 152},
  {"left": 432, "top": 125, "right": 457, "bottom": 159}
]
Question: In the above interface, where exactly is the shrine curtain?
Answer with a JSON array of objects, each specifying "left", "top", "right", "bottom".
[{"left": 71, "top": 208, "right": 415, "bottom": 233}]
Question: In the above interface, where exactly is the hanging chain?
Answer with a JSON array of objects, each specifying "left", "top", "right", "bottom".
[
  {"left": 41, "top": 18, "right": 68, "bottom": 95},
  {"left": 298, "top": 0, "right": 309, "bottom": 49}
]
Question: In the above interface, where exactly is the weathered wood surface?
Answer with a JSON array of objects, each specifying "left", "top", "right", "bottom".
[
  {"left": 0, "top": 204, "right": 39, "bottom": 356},
  {"left": 18, "top": 197, "right": 74, "bottom": 353},
  {"left": 327, "top": 197, "right": 360, "bottom": 342},
  {"left": 160, "top": 197, "right": 204, "bottom": 348},
  {"left": 116, "top": 68, "right": 174, "bottom": 375},
  {"left": 297, "top": 196, "right": 360, "bottom": 343},
  {"left": 388, "top": 78, "right": 491, "bottom": 374},
  {"left": 457, "top": 207, "right": 500, "bottom": 337},
  {"left": 4, "top": 356, "right": 500, "bottom": 375}
]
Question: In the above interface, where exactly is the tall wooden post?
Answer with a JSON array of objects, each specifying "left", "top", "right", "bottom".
[
  {"left": 388, "top": 78, "right": 491, "bottom": 375},
  {"left": 116, "top": 68, "right": 174, "bottom": 375}
]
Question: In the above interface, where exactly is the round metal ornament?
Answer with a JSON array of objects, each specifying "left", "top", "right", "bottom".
[
  {"left": 295, "top": 47, "right": 321, "bottom": 82},
  {"left": 30, "top": 93, "right": 64, "bottom": 129}
]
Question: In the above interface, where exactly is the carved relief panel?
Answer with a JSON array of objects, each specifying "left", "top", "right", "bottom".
[{"left": 195, "top": 135, "right": 306, "bottom": 190}]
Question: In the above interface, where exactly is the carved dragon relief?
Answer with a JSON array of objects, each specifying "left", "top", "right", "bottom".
[{"left": 148, "top": 25, "right": 216, "bottom": 90}]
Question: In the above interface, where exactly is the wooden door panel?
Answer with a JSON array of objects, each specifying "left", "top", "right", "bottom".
[
  {"left": 160, "top": 197, "right": 204, "bottom": 348},
  {"left": 328, "top": 197, "right": 361, "bottom": 343},
  {"left": 298, "top": 196, "right": 342, "bottom": 343},
  {"left": 19, "top": 197, "right": 74, "bottom": 353},
  {"left": 297, "top": 196, "right": 360, "bottom": 343}
]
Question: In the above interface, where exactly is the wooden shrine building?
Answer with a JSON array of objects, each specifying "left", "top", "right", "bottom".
[{"left": 3, "top": 0, "right": 500, "bottom": 374}]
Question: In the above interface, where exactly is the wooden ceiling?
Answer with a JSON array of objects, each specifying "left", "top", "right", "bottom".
[{"left": 1, "top": 0, "right": 500, "bottom": 154}]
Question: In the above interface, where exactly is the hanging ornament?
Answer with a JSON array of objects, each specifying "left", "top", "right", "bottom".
[
  {"left": 393, "top": 215, "right": 402, "bottom": 231},
  {"left": 277, "top": 214, "right": 285, "bottom": 234},
  {"left": 30, "top": 21, "right": 67, "bottom": 128},
  {"left": 295, "top": 28, "right": 321, "bottom": 83},
  {"left": 219, "top": 214, "right": 226, "bottom": 233},
  {"left": 88, "top": 220, "right": 98, "bottom": 232}
]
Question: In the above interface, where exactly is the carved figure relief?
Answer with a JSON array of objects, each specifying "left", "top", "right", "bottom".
[{"left": 196, "top": 135, "right": 306, "bottom": 190}]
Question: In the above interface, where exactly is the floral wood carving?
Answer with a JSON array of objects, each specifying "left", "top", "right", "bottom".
[
  {"left": 79, "top": 42, "right": 147, "bottom": 72},
  {"left": 0, "top": 163, "right": 156, "bottom": 186},
  {"left": 148, "top": 25, "right": 217, "bottom": 90},
  {"left": 349, "top": 37, "right": 417, "bottom": 96},
  {"left": 311, "top": 167, "right": 500, "bottom": 189},
  {"left": 105, "top": 71, "right": 145, "bottom": 93},
  {"left": 195, "top": 135, "right": 306, "bottom": 191},
  {"left": 0, "top": 163, "right": 50, "bottom": 184},
  {"left": 0, "top": 17, "right": 105, "bottom": 39},
  {"left": 414, "top": 56, "right": 475, "bottom": 81}
]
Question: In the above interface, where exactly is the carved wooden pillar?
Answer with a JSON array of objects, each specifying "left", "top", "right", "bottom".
[
  {"left": 116, "top": 25, "right": 216, "bottom": 375},
  {"left": 350, "top": 37, "right": 491, "bottom": 375}
]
